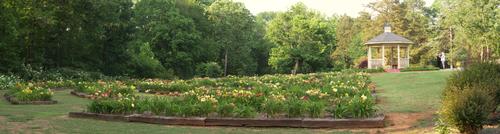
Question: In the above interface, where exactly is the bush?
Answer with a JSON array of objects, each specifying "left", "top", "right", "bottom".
[
  {"left": 437, "top": 62, "right": 500, "bottom": 134},
  {"left": 446, "top": 62, "right": 500, "bottom": 103},
  {"left": 46, "top": 68, "right": 106, "bottom": 81},
  {"left": 400, "top": 65, "right": 439, "bottom": 72},
  {"left": 355, "top": 56, "right": 368, "bottom": 69},
  {"left": 438, "top": 86, "right": 495, "bottom": 134},
  {"left": 195, "top": 62, "right": 223, "bottom": 78},
  {"left": 0, "top": 75, "right": 21, "bottom": 90},
  {"left": 361, "top": 68, "right": 384, "bottom": 73},
  {"left": 18, "top": 64, "right": 110, "bottom": 81}
]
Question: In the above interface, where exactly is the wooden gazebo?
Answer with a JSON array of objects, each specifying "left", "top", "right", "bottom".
[{"left": 366, "top": 24, "right": 413, "bottom": 69}]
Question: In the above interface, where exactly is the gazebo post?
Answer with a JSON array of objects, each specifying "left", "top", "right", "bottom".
[
  {"left": 368, "top": 46, "right": 372, "bottom": 69},
  {"left": 397, "top": 45, "right": 400, "bottom": 69},
  {"left": 407, "top": 46, "right": 410, "bottom": 68},
  {"left": 382, "top": 45, "right": 385, "bottom": 68}
]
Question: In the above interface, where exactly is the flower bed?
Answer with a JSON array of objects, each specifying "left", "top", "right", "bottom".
[
  {"left": 72, "top": 81, "right": 136, "bottom": 99},
  {"left": 72, "top": 71, "right": 383, "bottom": 128},
  {"left": 4, "top": 83, "right": 57, "bottom": 105},
  {"left": 42, "top": 80, "right": 77, "bottom": 90},
  {"left": 87, "top": 72, "right": 377, "bottom": 118}
]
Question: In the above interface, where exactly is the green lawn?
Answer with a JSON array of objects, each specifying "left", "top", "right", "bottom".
[
  {"left": 371, "top": 70, "right": 453, "bottom": 113},
  {"left": 0, "top": 70, "right": 453, "bottom": 133}
]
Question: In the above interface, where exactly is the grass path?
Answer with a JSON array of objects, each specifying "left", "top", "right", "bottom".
[
  {"left": 0, "top": 71, "right": 453, "bottom": 134},
  {"left": 369, "top": 70, "right": 453, "bottom": 133},
  {"left": 372, "top": 70, "right": 453, "bottom": 113}
]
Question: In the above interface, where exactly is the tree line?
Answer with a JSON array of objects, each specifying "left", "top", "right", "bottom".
[{"left": 0, "top": 0, "right": 498, "bottom": 79}]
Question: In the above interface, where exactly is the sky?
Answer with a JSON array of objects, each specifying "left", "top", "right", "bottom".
[{"left": 234, "top": 0, "right": 435, "bottom": 17}]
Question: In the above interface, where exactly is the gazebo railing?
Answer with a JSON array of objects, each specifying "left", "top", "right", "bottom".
[
  {"left": 369, "top": 59, "right": 384, "bottom": 68},
  {"left": 399, "top": 58, "right": 409, "bottom": 68}
]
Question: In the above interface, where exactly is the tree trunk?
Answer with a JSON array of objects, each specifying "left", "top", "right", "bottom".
[
  {"left": 486, "top": 41, "right": 490, "bottom": 61},
  {"left": 479, "top": 46, "right": 484, "bottom": 62},
  {"left": 449, "top": 27, "right": 454, "bottom": 69},
  {"left": 224, "top": 49, "right": 228, "bottom": 76},
  {"left": 292, "top": 59, "right": 299, "bottom": 75}
]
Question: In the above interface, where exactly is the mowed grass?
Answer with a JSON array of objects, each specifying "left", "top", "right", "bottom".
[
  {"left": 0, "top": 90, "right": 359, "bottom": 134},
  {"left": 371, "top": 70, "right": 453, "bottom": 113}
]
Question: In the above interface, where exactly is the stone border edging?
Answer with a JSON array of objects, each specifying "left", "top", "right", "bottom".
[
  {"left": 68, "top": 112, "right": 385, "bottom": 128},
  {"left": 3, "top": 93, "right": 57, "bottom": 105},
  {"left": 69, "top": 112, "right": 128, "bottom": 122}
]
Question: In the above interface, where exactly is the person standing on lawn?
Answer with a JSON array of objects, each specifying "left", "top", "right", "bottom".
[{"left": 440, "top": 52, "right": 446, "bottom": 69}]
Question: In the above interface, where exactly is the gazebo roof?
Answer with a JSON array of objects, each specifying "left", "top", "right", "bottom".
[{"left": 365, "top": 32, "right": 413, "bottom": 45}]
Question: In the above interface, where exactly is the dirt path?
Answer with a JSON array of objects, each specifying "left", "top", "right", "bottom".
[{"left": 340, "top": 112, "right": 436, "bottom": 134}]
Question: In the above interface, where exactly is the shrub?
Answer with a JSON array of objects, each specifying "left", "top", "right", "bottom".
[
  {"left": 344, "top": 68, "right": 384, "bottom": 73},
  {"left": 445, "top": 62, "right": 500, "bottom": 103},
  {"left": 355, "top": 56, "right": 368, "bottom": 69},
  {"left": 19, "top": 65, "right": 107, "bottom": 81},
  {"left": 438, "top": 86, "right": 495, "bottom": 134},
  {"left": 47, "top": 68, "right": 106, "bottom": 81},
  {"left": 195, "top": 62, "right": 223, "bottom": 78},
  {"left": 437, "top": 62, "right": 500, "bottom": 134},
  {"left": 0, "top": 75, "right": 21, "bottom": 90},
  {"left": 400, "top": 65, "right": 439, "bottom": 72}
]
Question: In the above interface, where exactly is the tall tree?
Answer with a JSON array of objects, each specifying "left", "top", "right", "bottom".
[
  {"left": 0, "top": 0, "right": 22, "bottom": 72},
  {"left": 207, "top": 0, "right": 258, "bottom": 76},
  {"left": 433, "top": 0, "right": 499, "bottom": 66},
  {"left": 94, "top": 0, "right": 135, "bottom": 76},
  {"left": 133, "top": 0, "right": 204, "bottom": 78},
  {"left": 266, "top": 3, "right": 335, "bottom": 74},
  {"left": 331, "top": 15, "right": 355, "bottom": 69}
]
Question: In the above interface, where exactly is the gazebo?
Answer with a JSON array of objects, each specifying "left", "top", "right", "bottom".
[{"left": 365, "top": 24, "right": 413, "bottom": 69}]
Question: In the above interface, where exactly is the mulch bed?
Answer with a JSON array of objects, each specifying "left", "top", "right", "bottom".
[
  {"left": 3, "top": 94, "right": 57, "bottom": 105},
  {"left": 137, "top": 90, "right": 182, "bottom": 97},
  {"left": 70, "top": 91, "right": 94, "bottom": 99},
  {"left": 68, "top": 112, "right": 385, "bottom": 128}
]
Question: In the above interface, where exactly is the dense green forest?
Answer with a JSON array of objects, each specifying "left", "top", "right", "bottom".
[{"left": 0, "top": 0, "right": 498, "bottom": 79}]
